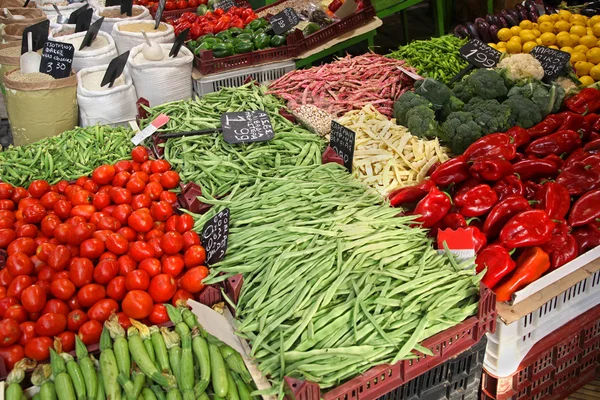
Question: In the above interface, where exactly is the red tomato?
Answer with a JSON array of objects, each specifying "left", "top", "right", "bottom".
[
  {"left": 148, "top": 274, "right": 177, "bottom": 303},
  {"left": 53, "top": 271, "right": 70, "bottom": 281},
  {"left": 0, "top": 344, "right": 24, "bottom": 369},
  {"left": 75, "top": 177, "right": 89, "bottom": 187},
  {"left": 125, "top": 270, "right": 150, "bottom": 291},
  {"left": 9, "top": 276, "right": 34, "bottom": 300},
  {"left": 57, "top": 331, "right": 75, "bottom": 352},
  {"left": 131, "top": 171, "right": 150, "bottom": 183},
  {"left": 70, "top": 205, "right": 97, "bottom": 220},
  {"left": 112, "top": 204, "right": 133, "bottom": 225},
  {"left": 165, "top": 1, "right": 176, "bottom": 9},
  {"left": 131, "top": 146, "right": 149, "bottom": 163},
  {"left": 0, "top": 228, "right": 16, "bottom": 249},
  {"left": 0, "top": 297, "right": 19, "bottom": 317},
  {"left": 184, "top": 245, "right": 206, "bottom": 268},
  {"left": 4, "top": 305, "right": 27, "bottom": 323},
  {"left": 87, "top": 298, "right": 119, "bottom": 323},
  {"left": 144, "top": 182, "right": 163, "bottom": 201},
  {"left": 6, "top": 252, "right": 33, "bottom": 276},
  {"left": 177, "top": 214, "right": 194, "bottom": 234},
  {"left": 97, "top": 216, "right": 122, "bottom": 232},
  {"left": 53, "top": 200, "right": 71, "bottom": 220},
  {"left": 93, "top": 230, "right": 113, "bottom": 243},
  {"left": 28, "top": 180, "right": 51, "bottom": 198},
  {"left": 118, "top": 255, "right": 137, "bottom": 277},
  {"left": 80, "top": 238, "right": 105, "bottom": 260},
  {"left": 16, "top": 223, "right": 37, "bottom": 238},
  {"left": 78, "top": 320, "right": 102, "bottom": 345},
  {"left": 151, "top": 160, "right": 171, "bottom": 174},
  {"left": 172, "top": 289, "right": 193, "bottom": 306},
  {"left": 0, "top": 182, "right": 14, "bottom": 200},
  {"left": 111, "top": 188, "right": 132, "bottom": 206},
  {"left": 8, "top": 237, "right": 36, "bottom": 256},
  {"left": 151, "top": 201, "right": 173, "bottom": 222},
  {"left": 140, "top": 161, "right": 153, "bottom": 174},
  {"left": 148, "top": 174, "right": 162, "bottom": 185},
  {"left": 122, "top": 290, "right": 153, "bottom": 319},
  {"left": 162, "top": 255, "right": 185, "bottom": 277},
  {"left": 159, "top": 191, "right": 178, "bottom": 205},
  {"left": 148, "top": 303, "right": 170, "bottom": 325},
  {"left": 116, "top": 311, "right": 132, "bottom": 330},
  {"left": 67, "top": 296, "right": 82, "bottom": 311},
  {"left": 139, "top": 258, "right": 162, "bottom": 278},
  {"left": 161, "top": 231, "right": 183, "bottom": 255},
  {"left": 93, "top": 259, "right": 119, "bottom": 285},
  {"left": 0, "top": 199, "right": 14, "bottom": 211},
  {"left": 0, "top": 269, "right": 13, "bottom": 287},
  {"left": 131, "top": 194, "right": 151, "bottom": 210},
  {"left": 130, "top": 241, "right": 155, "bottom": 262},
  {"left": 19, "top": 321, "right": 37, "bottom": 346},
  {"left": 0, "top": 218, "right": 14, "bottom": 230},
  {"left": 69, "top": 258, "right": 94, "bottom": 288},
  {"left": 77, "top": 284, "right": 106, "bottom": 308},
  {"left": 67, "top": 310, "right": 88, "bottom": 332},
  {"left": 40, "top": 191, "right": 61, "bottom": 210},
  {"left": 181, "top": 266, "right": 209, "bottom": 294},
  {"left": 126, "top": 178, "right": 146, "bottom": 195},
  {"left": 36, "top": 242, "right": 56, "bottom": 263},
  {"left": 182, "top": 231, "right": 200, "bottom": 251},
  {"left": 50, "top": 278, "right": 76, "bottom": 300},
  {"left": 93, "top": 191, "right": 111, "bottom": 211},
  {"left": 92, "top": 165, "right": 116, "bottom": 185},
  {"left": 0, "top": 318, "right": 20, "bottom": 347},
  {"left": 106, "top": 276, "right": 126, "bottom": 301},
  {"left": 71, "top": 190, "right": 93, "bottom": 206},
  {"left": 42, "top": 299, "right": 70, "bottom": 316},
  {"left": 128, "top": 211, "right": 154, "bottom": 233},
  {"left": 112, "top": 171, "right": 131, "bottom": 188},
  {"left": 146, "top": 229, "right": 164, "bottom": 240},
  {"left": 82, "top": 180, "right": 99, "bottom": 194},
  {"left": 114, "top": 160, "right": 132, "bottom": 173},
  {"left": 176, "top": 0, "right": 187, "bottom": 8},
  {"left": 36, "top": 281, "right": 52, "bottom": 296},
  {"left": 117, "top": 227, "right": 137, "bottom": 242},
  {"left": 147, "top": 238, "right": 164, "bottom": 259},
  {"left": 11, "top": 187, "right": 28, "bottom": 204},
  {"left": 90, "top": 212, "right": 110, "bottom": 225},
  {"left": 106, "top": 233, "right": 129, "bottom": 256},
  {"left": 35, "top": 313, "right": 67, "bottom": 336},
  {"left": 48, "top": 245, "right": 71, "bottom": 271}
]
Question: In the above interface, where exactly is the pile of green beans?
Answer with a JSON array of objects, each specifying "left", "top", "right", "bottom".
[
  {"left": 141, "top": 83, "right": 325, "bottom": 197},
  {"left": 198, "top": 163, "right": 482, "bottom": 394},
  {"left": 0, "top": 126, "right": 134, "bottom": 187},
  {"left": 387, "top": 35, "right": 469, "bottom": 84}
]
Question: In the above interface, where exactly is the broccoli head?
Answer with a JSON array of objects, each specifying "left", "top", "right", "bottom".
[
  {"left": 406, "top": 105, "right": 442, "bottom": 140},
  {"left": 414, "top": 78, "right": 452, "bottom": 110},
  {"left": 464, "top": 98, "right": 512, "bottom": 134},
  {"left": 441, "top": 112, "right": 483, "bottom": 155},
  {"left": 503, "top": 96, "right": 542, "bottom": 129},
  {"left": 393, "top": 92, "right": 432, "bottom": 126},
  {"left": 452, "top": 69, "right": 508, "bottom": 103},
  {"left": 439, "top": 96, "right": 465, "bottom": 121},
  {"left": 507, "top": 80, "right": 565, "bottom": 118}
]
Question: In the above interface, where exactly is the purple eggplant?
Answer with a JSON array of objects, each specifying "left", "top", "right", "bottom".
[
  {"left": 453, "top": 24, "right": 469, "bottom": 38},
  {"left": 489, "top": 24, "right": 500, "bottom": 41},
  {"left": 486, "top": 14, "right": 499, "bottom": 26},
  {"left": 515, "top": 4, "right": 530, "bottom": 22},
  {"left": 580, "top": 7, "right": 599, "bottom": 16},
  {"left": 500, "top": 10, "right": 519, "bottom": 26},
  {"left": 476, "top": 19, "right": 493, "bottom": 43},
  {"left": 545, "top": 5, "right": 558, "bottom": 14},
  {"left": 465, "top": 22, "right": 480, "bottom": 39},
  {"left": 524, "top": 0, "right": 540, "bottom": 20},
  {"left": 506, "top": 8, "right": 522, "bottom": 22},
  {"left": 496, "top": 15, "right": 508, "bottom": 28}
]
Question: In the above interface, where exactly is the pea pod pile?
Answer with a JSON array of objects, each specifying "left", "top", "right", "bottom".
[
  {"left": 0, "top": 126, "right": 134, "bottom": 187},
  {"left": 141, "top": 84, "right": 325, "bottom": 197},
  {"left": 198, "top": 163, "right": 482, "bottom": 392}
]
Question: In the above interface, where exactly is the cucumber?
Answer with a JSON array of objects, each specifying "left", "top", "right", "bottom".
[{"left": 209, "top": 343, "right": 228, "bottom": 398}]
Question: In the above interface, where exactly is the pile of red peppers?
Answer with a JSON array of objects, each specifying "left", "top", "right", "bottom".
[{"left": 389, "top": 88, "right": 600, "bottom": 302}]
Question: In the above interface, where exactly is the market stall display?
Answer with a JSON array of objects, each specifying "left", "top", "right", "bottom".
[
  {"left": 92, "top": 5, "right": 152, "bottom": 34},
  {"left": 52, "top": 31, "right": 119, "bottom": 72},
  {"left": 112, "top": 20, "right": 175, "bottom": 55}
]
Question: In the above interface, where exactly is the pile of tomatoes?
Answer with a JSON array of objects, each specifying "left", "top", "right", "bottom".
[
  {"left": 0, "top": 146, "right": 210, "bottom": 370},
  {"left": 135, "top": 0, "right": 205, "bottom": 12},
  {"left": 168, "top": 7, "right": 258, "bottom": 40}
]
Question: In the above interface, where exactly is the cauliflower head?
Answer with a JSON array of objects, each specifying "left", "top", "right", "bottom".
[{"left": 497, "top": 54, "right": 545, "bottom": 83}]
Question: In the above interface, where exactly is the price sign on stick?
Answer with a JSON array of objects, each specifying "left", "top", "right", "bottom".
[
  {"left": 169, "top": 27, "right": 189, "bottom": 58},
  {"left": 529, "top": 46, "right": 571, "bottom": 81},
  {"left": 80, "top": 17, "right": 103, "bottom": 50},
  {"left": 221, "top": 111, "right": 275, "bottom": 144},
  {"left": 121, "top": 0, "right": 133, "bottom": 17},
  {"left": 21, "top": 20, "right": 49, "bottom": 55},
  {"left": 69, "top": 4, "right": 89, "bottom": 25},
  {"left": 154, "top": 0, "right": 166, "bottom": 29},
  {"left": 74, "top": 8, "right": 93, "bottom": 32},
  {"left": 270, "top": 8, "right": 299, "bottom": 35},
  {"left": 202, "top": 208, "right": 230, "bottom": 266},
  {"left": 330, "top": 121, "right": 355, "bottom": 173},
  {"left": 101, "top": 51, "right": 129, "bottom": 88},
  {"left": 39, "top": 41, "right": 74, "bottom": 79},
  {"left": 459, "top": 39, "right": 502, "bottom": 69}
]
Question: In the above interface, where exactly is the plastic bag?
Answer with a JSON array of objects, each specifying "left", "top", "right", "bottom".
[{"left": 112, "top": 20, "right": 174, "bottom": 55}]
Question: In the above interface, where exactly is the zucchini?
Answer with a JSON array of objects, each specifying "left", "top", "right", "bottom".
[
  {"left": 39, "top": 381, "right": 57, "bottom": 400},
  {"left": 65, "top": 360, "right": 86, "bottom": 400},
  {"left": 209, "top": 343, "right": 228, "bottom": 398},
  {"left": 55, "top": 373, "right": 77, "bottom": 400}
]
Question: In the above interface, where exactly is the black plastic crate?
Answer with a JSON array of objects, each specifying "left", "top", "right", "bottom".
[{"left": 377, "top": 336, "right": 487, "bottom": 400}]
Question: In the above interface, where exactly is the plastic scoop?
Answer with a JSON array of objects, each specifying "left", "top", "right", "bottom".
[
  {"left": 52, "top": 4, "right": 69, "bottom": 24},
  {"left": 20, "top": 31, "right": 41, "bottom": 74},
  {"left": 141, "top": 30, "right": 163, "bottom": 61},
  {"left": 4, "top": 8, "right": 25, "bottom": 20}
]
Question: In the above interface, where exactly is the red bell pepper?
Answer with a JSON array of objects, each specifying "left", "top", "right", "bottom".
[
  {"left": 466, "top": 225, "right": 487, "bottom": 253},
  {"left": 543, "top": 153, "right": 564, "bottom": 169},
  {"left": 572, "top": 223, "right": 600, "bottom": 254},
  {"left": 482, "top": 195, "right": 531, "bottom": 238},
  {"left": 388, "top": 180, "right": 436, "bottom": 207},
  {"left": 565, "top": 88, "right": 600, "bottom": 114},
  {"left": 533, "top": 182, "right": 571, "bottom": 220},
  {"left": 494, "top": 247, "right": 551, "bottom": 302},
  {"left": 542, "top": 233, "right": 579, "bottom": 270},
  {"left": 563, "top": 148, "right": 587, "bottom": 168},
  {"left": 583, "top": 138, "right": 600, "bottom": 154},
  {"left": 528, "top": 113, "right": 566, "bottom": 138},
  {"left": 567, "top": 189, "right": 600, "bottom": 227},
  {"left": 505, "top": 126, "right": 531, "bottom": 149},
  {"left": 454, "top": 178, "right": 483, "bottom": 198},
  {"left": 553, "top": 219, "right": 570, "bottom": 235},
  {"left": 454, "top": 184, "right": 498, "bottom": 217},
  {"left": 469, "top": 158, "right": 514, "bottom": 182},
  {"left": 513, "top": 158, "right": 560, "bottom": 181},
  {"left": 475, "top": 244, "right": 516, "bottom": 289},
  {"left": 525, "top": 130, "right": 582, "bottom": 158},
  {"left": 442, "top": 213, "right": 467, "bottom": 230},
  {"left": 523, "top": 181, "right": 541, "bottom": 200},
  {"left": 493, "top": 175, "right": 525, "bottom": 200},
  {"left": 430, "top": 156, "right": 470, "bottom": 187},
  {"left": 558, "top": 112, "right": 586, "bottom": 133},
  {"left": 412, "top": 186, "right": 451, "bottom": 228},
  {"left": 499, "top": 210, "right": 555, "bottom": 248},
  {"left": 584, "top": 113, "right": 600, "bottom": 130},
  {"left": 463, "top": 133, "right": 517, "bottom": 162},
  {"left": 556, "top": 163, "right": 600, "bottom": 196}
]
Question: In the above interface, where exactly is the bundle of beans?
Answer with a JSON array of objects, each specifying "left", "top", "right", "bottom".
[
  {"left": 201, "top": 163, "right": 482, "bottom": 393},
  {"left": 268, "top": 53, "right": 417, "bottom": 117}
]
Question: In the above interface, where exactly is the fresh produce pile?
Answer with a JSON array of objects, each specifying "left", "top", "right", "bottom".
[
  {"left": 391, "top": 87, "right": 600, "bottom": 302},
  {"left": 5, "top": 307, "right": 257, "bottom": 400},
  {"left": 386, "top": 35, "right": 469, "bottom": 84},
  {"left": 200, "top": 163, "right": 482, "bottom": 393},
  {"left": 393, "top": 59, "right": 566, "bottom": 154},
  {"left": 336, "top": 104, "right": 449, "bottom": 196},
  {"left": 268, "top": 53, "right": 418, "bottom": 117},
  {"left": 0, "top": 146, "right": 212, "bottom": 369},
  {"left": 0, "top": 127, "right": 134, "bottom": 188},
  {"left": 141, "top": 84, "right": 324, "bottom": 197},
  {"left": 169, "top": 6, "right": 258, "bottom": 40}
]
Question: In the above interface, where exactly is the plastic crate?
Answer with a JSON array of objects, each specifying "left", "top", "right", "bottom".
[
  {"left": 481, "top": 303, "right": 600, "bottom": 400},
  {"left": 194, "top": 28, "right": 302, "bottom": 75},
  {"left": 376, "top": 336, "right": 486, "bottom": 400},
  {"left": 193, "top": 60, "right": 295, "bottom": 96},
  {"left": 483, "top": 266, "right": 600, "bottom": 377},
  {"left": 256, "top": 0, "right": 375, "bottom": 53}
]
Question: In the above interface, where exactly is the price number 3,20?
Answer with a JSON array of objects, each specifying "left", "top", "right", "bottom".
[{"left": 201, "top": 208, "right": 230, "bottom": 266}]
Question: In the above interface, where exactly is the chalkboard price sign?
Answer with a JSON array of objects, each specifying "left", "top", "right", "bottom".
[
  {"left": 154, "top": 0, "right": 166, "bottom": 29},
  {"left": 459, "top": 39, "right": 502, "bottom": 69},
  {"left": 221, "top": 111, "right": 275, "bottom": 144},
  {"left": 270, "top": 8, "right": 299, "bottom": 35},
  {"left": 39, "top": 40, "right": 74, "bottom": 79},
  {"left": 201, "top": 208, "right": 230, "bottom": 266},
  {"left": 21, "top": 20, "right": 49, "bottom": 55},
  {"left": 530, "top": 46, "right": 570, "bottom": 81},
  {"left": 216, "top": 0, "right": 235, "bottom": 11},
  {"left": 330, "top": 121, "right": 355, "bottom": 173}
]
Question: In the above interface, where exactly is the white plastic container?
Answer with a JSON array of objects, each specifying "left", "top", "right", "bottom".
[
  {"left": 52, "top": 30, "right": 118, "bottom": 72},
  {"left": 92, "top": 5, "right": 150, "bottom": 34},
  {"left": 112, "top": 20, "right": 174, "bottom": 55}
]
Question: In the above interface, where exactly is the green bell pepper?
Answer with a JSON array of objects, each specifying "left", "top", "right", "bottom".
[
  {"left": 197, "top": 41, "right": 213, "bottom": 52},
  {"left": 270, "top": 35, "right": 286, "bottom": 47},
  {"left": 228, "top": 27, "right": 243, "bottom": 36},
  {"left": 202, "top": 37, "right": 221, "bottom": 45},
  {"left": 187, "top": 40, "right": 197, "bottom": 50},
  {"left": 303, "top": 22, "right": 320, "bottom": 36},
  {"left": 252, "top": 28, "right": 265, "bottom": 38},
  {"left": 248, "top": 18, "right": 268, "bottom": 31},
  {"left": 236, "top": 33, "right": 253, "bottom": 42},
  {"left": 234, "top": 40, "right": 253, "bottom": 54},
  {"left": 253, "top": 33, "right": 271, "bottom": 50},
  {"left": 215, "top": 30, "right": 232, "bottom": 41},
  {"left": 212, "top": 42, "right": 234, "bottom": 58},
  {"left": 196, "top": 4, "right": 208, "bottom": 15}
]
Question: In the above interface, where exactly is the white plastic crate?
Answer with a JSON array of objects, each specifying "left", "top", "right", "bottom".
[
  {"left": 193, "top": 60, "right": 295, "bottom": 97},
  {"left": 483, "top": 265, "right": 600, "bottom": 377}
]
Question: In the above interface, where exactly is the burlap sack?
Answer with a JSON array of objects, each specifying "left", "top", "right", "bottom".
[
  {"left": 0, "top": 0, "right": 35, "bottom": 7},
  {"left": 0, "top": 42, "right": 21, "bottom": 118},
  {"left": 4, "top": 69, "right": 78, "bottom": 145},
  {"left": 2, "top": 20, "right": 49, "bottom": 42},
  {"left": 0, "top": 7, "right": 45, "bottom": 25}
]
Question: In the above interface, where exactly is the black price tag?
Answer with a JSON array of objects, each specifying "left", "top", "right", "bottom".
[
  {"left": 101, "top": 51, "right": 129, "bottom": 88},
  {"left": 23, "top": 0, "right": 30, "bottom": 6},
  {"left": 69, "top": 3, "right": 89, "bottom": 25},
  {"left": 201, "top": 208, "right": 230, "bottom": 266},
  {"left": 221, "top": 111, "right": 275, "bottom": 144},
  {"left": 216, "top": 0, "right": 235, "bottom": 11},
  {"left": 270, "top": 7, "right": 299, "bottom": 35},
  {"left": 105, "top": 0, "right": 121, "bottom": 6},
  {"left": 80, "top": 17, "right": 103, "bottom": 50},
  {"left": 154, "top": 0, "right": 166, "bottom": 29},
  {"left": 330, "top": 121, "right": 355, "bottom": 173},
  {"left": 121, "top": 0, "right": 133, "bottom": 17},
  {"left": 39, "top": 40, "right": 74, "bottom": 79},
  {"left": 74, "top": 8, "right": 93, "bottom": 32},
  {"left": 170, "top": 27, "right": 189, "bottom": 57},
  {"left": 459, "top": 39, "right": 502, "bottom": 69},
  {"left": 21, "top": 20, "right": 49, "bottom": 55},
  {"left": 530, "top": 46, "right": 571, "bottom": 81}
]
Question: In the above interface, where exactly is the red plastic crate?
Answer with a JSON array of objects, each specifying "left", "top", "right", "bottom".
[
  {"left": 481, "top": 303, "right": 600, "bottom": 400},
  {"left": 256, "top": 0, "right": 375, "bottom": 53}
]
